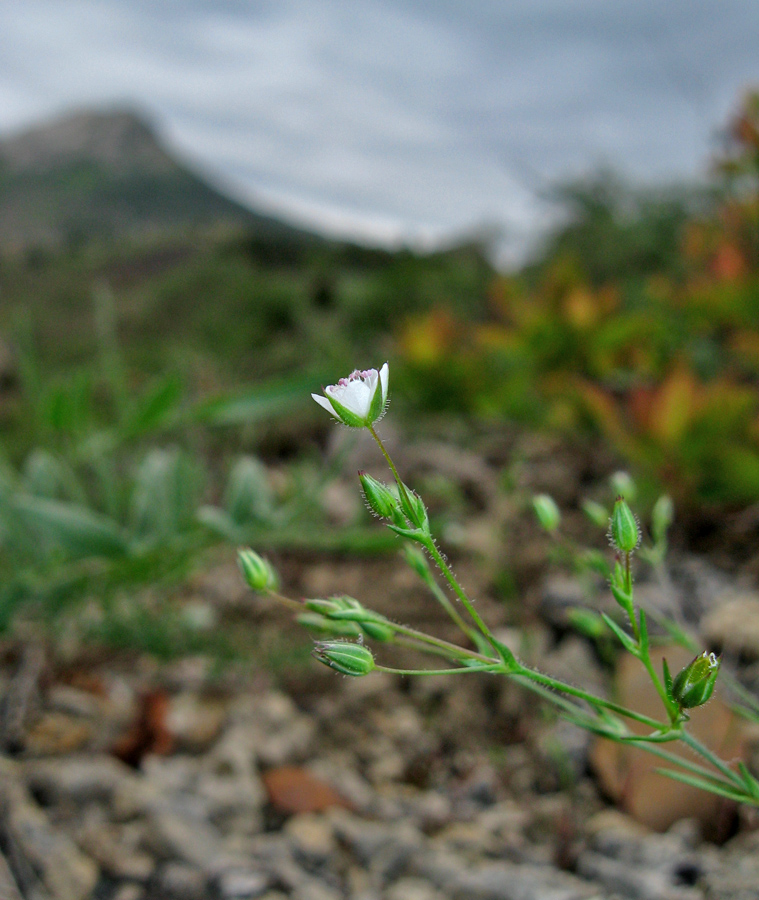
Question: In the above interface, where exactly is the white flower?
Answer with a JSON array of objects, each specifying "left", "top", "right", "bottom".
[{"left": 312, "top": 364, "right": 389, "bottom": 427}]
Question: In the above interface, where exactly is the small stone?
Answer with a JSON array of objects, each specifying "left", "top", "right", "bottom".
[
  {"left": 144, "top": 808, "right": 224, "bottom": 869},
  {"left": 157, "top": 862, "right": 208, "bottom": 900},
  {"left": 385, "top": 877, "right": 447, "bottom": 900},
  {"left": 166, "top": 692, "right": 226, "bottom": 751},
  {"left": 285, "top": 813, "right": 337, "bottom": 865},
  {"left": 110, "top": 885, "right": 145, "bottom": 900},
  {"left": 217, "top": 868, "right": 271, "bottom": 899},
  {"left": 290, "top": 880, "right": 342, "bottom": 900},
  {"left": 0, "top": 760, "right": 99, "bottom": 900},
  {"left": 25, "top": 754, "right": 132, "bottom": 805},
  {"left": 48, "top": 684, "right": 103, "bottom": 718},
  {"left": 702, "top": 592, "right": 759, "bottom": 660},
  {"left": 23, "top": 712, "right": 91, "bottom": 754},
  {"left": 263, "top": 766, "right": 348, "bottom": 815}
]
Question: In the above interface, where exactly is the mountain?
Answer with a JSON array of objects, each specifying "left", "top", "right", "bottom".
[{"left": 0, "top": 108, "right": 317, "bottom": 253}]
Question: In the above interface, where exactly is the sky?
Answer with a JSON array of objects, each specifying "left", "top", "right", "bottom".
[{"left": 0, "top": 1, "right": 758, "bottom": 260}]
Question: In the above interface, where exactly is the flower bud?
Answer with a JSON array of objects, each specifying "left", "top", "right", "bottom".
[
  {"left": 671, "top": 651, "right": 720, "bottom": 709},
  {"left": 238, "top": 548, "right": 279, "bottom": 592},
  {"left": 532, "top": 494, "right": 560, "bottom": 533},
  {"left": 313, "top": 640, "right": 375, "bottom": 676},
  {"left": 581, "top": 499, "right": 609, "bottom": 530},
  {"left": 651, "top": 494, "right": 674, "bottom": 544},
  {"left": 359, "top": 472, "right": 399, "bottom": 519},
  {"left": 610, "top": 471, "right": 636, "bottom": 502},
  {"left": 609, "top": 497, "right": 640, "bottom": 554},
  {"left": 399, "top": 485, "right": 428, "bottom": 531},
  {"left": 296, "top": 613, "right": 362, "bottom": 638}
]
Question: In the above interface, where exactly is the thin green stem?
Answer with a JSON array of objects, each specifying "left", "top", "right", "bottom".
[
  {"left": 368, "top": 424, "right": 414, "bottom": 510},
  {"left": 417, "top": 562, "right": 482, "bottom": 646},
  {"left": 638, "top": 648, "right": 679, "bottom": 723},
  {"left": 367, "top": 422, "right": 498, "bottom": 652},
  {"left": 265, "top": 588, "right": 306, "bottom": 612},
  {"left": 679, "top": 729, "right": 744, "bottom": 789},
  {"left": 376, "top": 663, "right": 505, "bottom": 676},
  {"left": 386, "top": 620, "right": 495, "bottom": 664},
  {"left": 422, "top": 537, "right": 499, "bottom": 651},
  {"left": 513, "top": 664, "right": 666, "bottom": 729}
]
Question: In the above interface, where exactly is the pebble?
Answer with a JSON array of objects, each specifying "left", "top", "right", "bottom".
[
  {"left": 0, "top": 760, "right": 99, "bottom": 900},
  {"left": 216, "top": 868, "right": 271, "bottom": 899},
  {"left": 25, "top": 753, "right": 132, "bottom": 805}
]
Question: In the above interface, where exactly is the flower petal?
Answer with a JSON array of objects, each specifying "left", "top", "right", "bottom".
[
  {"left": 312, "top": 393, "right": 340, "bottom": 418},
  {"left": 379, "top": 363, "right": 389, "bottom": 405}
]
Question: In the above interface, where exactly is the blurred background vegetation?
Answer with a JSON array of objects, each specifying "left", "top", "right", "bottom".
[{"left": 0, "top": 90, "right": 757, "bottom": 656}]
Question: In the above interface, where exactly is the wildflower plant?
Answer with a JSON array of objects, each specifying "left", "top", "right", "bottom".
[{"left": 240, "top": 364, "right": 759, "bottom": 808}]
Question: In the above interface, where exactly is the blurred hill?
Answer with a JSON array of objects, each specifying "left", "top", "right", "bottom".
[{"left": 0, "top": 108, "right": 319, "bottom": 253}]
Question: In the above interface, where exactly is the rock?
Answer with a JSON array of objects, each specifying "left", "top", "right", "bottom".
[
  {"left": 702, "top": 833, "right": 759, "bottom": 899},
  {"left": 166, "top": 692, "right": 226, "bottom": 751},
  {"left": 23, "top": 712, "right": 91, "bottom": 755},
  {"left": 263, "top": 766, "right": 348, "bottom": 815},
  {"left": 701, "top": 592, "right": 759, "bottom": 660},
  {"left": 330, "top": 809, "right": 422, "bottom": 880},
  {"left": 0, "top": 759, "right": 98, "bottom": 900},
  {"left": 0, "top": 847, "right": 23, "bottom": 900},
  {"left": 540, "top": 577, "right": 588, "bottom": 630},
  {"left": 25, "top": 753, "right": 132, "bottom": 805},
  {"left": 385, "top": 877, "right": 447, "bottom": 900},
  {"left": 156, "top": 861, "right": 209, "bottom": 899},
  {"left": 110, "top": 885, "right": 145, "bottom": 900},
  {"left": 285, "top": 812, "right": 337, "bottom": 866},
  {"left": 290, "top": 880, "right": 342, "bottom": 900},
  {"left": 413, "top": 849, "right": 596, "bottom": 900},
  {"left": 47, "top": 684, "right": 103, "bottom": 719},
  {"left": 198, "top": 723, "right": 267, "bottom": 831},
  {"left": 577, "top": 851, "right": 701, "bottom": 900},
  {"left": 216, "top": 868, "right": 271, "bottom": 899},
  {"left": 541, "top": 635, "right": 607, "bottom": 699},
  {"left": 229, "top": 691, "right": 315, "bottom": 766},
  {"left": 578, "top": 810, "right": 718, "bottom": 900},
  {"left": 591, "top": 645, "right": 745, "bottom": 831},
  {"left": 146, "top": 809, "right": 224, "bottom": 869}
]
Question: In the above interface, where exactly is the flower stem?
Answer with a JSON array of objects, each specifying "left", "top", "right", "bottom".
[
  {"left": 513, "top": 665, "right": 666, "bottom": 729},
  {"left": 422, "top": 536, "right": 500, "bottom": 653},
  {"left": 376, "top": 663, "right": 505, "bottom": 676},
  {"left": 386, "top": 621, "right": 495, "bottom": 664}
]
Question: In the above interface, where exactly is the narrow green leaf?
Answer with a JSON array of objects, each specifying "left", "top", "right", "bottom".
[
  {"left": 656, "top": 769, "right": 752, "bottom": 804},
  {"left": 662, "top": 657, "right": 674, "bottom": 699},
  {"left": 601, "top": 613, "right": 638, "bottom": 654},
  {"left": 13, "top": 493, "right": 127, "bottom": 559},
  {"left": 638, "top": 608, "right": 649, "bottom": 653}
]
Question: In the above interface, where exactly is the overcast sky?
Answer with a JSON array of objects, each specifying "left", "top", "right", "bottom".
[{"left": 1, "top": 1, "right": 758, "bottom": 259}]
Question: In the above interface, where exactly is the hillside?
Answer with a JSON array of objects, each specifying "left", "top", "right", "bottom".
[{"left": 0, "top": 108, "right": 318, "bottom": 253}]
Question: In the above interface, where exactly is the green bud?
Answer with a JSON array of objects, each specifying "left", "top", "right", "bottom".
[
  {"left": 610, "top": 471, "right": 636, "bottom": 502},
  {"left": 567, "top": 607, "right": 607, "bottom": 640},
  {"left": 359, "top": 620, "right": 395, "bottom": 642},
  {"left": 297, "top": 612, "right": 363, "bottom": 638},
  {"left": 671, "top": 651, "right": 720, "bottom": 710},
  {"left": 578, "top": 548, "right": 611, "bottom": 578},
  {"left": 581, "top": 499, "right": 609, "bottom": 529},
  {"left": 532, "top": 494, "right": 561, "bottom": 533},
  {"left": 359, "top": 471, "right": 399, "bottom": 519},
  {"left": 609, "top": 497, "right": 640, "bottom": 554},
  {"left": 305, "top": 596, "right": 395, "bottom": 642},
  {"left": 305, "top": 597, "right": 348, "bottom": 615},
  {"left": 313, "top": 640, "right": 375, "bottom": 676},
  {"left": 238, "top": 548, "right": 279, "bottom": 592},
  {"left": 651, "top": 494, "right": 674, "bottom": 544},
  {"left": 399, "top": 485, "right": 428, "bottom": 531},
  {"left": 402, "top": 545, "right": 431, "bottom": 580}
]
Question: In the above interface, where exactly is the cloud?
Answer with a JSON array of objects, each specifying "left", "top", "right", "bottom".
[{"left": 0, "top": 0, "right": 757, "bottom": 254}]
